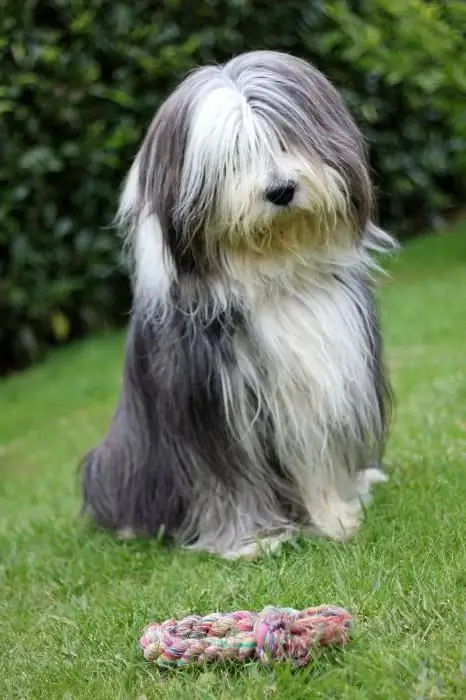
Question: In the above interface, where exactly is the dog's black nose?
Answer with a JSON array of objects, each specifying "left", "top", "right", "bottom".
[{"left": 265, "top": 181, "right": 296, "bottom": 206}]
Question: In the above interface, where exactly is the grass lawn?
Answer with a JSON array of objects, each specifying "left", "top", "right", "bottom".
[{"left": 1, "top": 221, "right": 466, "bottom": 699}]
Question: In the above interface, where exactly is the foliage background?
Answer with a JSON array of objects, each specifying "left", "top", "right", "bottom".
[{"left": 2, "top": 0, "right": 465, "bottom": 374}]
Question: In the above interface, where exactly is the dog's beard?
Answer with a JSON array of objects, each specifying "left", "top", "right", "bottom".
[{"left": 219, "top": 210, "right": 356, "bottom": 259}]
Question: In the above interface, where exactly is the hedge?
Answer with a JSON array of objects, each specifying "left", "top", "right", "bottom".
[{"left": 2, "top": 0, "right": 465, "bottom": 374}]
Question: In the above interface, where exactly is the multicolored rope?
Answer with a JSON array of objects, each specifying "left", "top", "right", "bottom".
[{"left": 139, "top": 605, "right": 353, "bottom": 668}]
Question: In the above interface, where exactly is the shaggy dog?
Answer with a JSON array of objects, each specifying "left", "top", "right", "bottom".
[{"left": 81, "top": 50, "right": 396, "bottom": 559}]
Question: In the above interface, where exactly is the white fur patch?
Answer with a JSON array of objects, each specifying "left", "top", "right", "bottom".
[
  {"left": 116, "top": 157, "right": 175, "bottom": 314},
  {"left": 133, "top": 214, "right": 174, "bottom": 314},
  {"left": 216, "top": 242, "right": 388, "bottom": 550}
]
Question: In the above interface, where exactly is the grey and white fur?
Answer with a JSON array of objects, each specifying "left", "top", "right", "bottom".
[{"left": 81, "top": 50, "right": 397, "bottom": 559}]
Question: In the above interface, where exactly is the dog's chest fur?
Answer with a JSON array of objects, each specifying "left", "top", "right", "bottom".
[{"left": 222, "top": 252, "right": 376, "bottom": 463}]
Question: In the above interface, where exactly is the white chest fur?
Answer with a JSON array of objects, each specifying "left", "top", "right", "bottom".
[
  {"left": 224, "top": 249, "right": 385, "bottom": 541},
  {"left": 253, "top": 275, "right": 372, "bottom": 427},
  {"left": 228, "top": 251, "right": 377, "bottom": 440}
]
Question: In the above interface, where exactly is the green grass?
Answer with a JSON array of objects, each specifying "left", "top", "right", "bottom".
[{"left": 2, "top": 222, "right": 466, "bottom": 699}]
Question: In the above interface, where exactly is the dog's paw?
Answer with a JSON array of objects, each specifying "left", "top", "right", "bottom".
[
  {"left": 221, "top": 541, "right": 262, "bottom": 561},
  {"left": 356, "top": 467, "right": 388, "bottom": 504},
  {"left": 116, "top": 527, "right": 138, "bottom": 541},
  {"left": 220, "top": 532, "right": 292, "bottom": 561},
  {"left": 310, "top": 497, "right": 363, "bottom": 542}
]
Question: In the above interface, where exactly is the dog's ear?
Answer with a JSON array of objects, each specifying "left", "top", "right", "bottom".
[
  {"left": 121, "top": 85, "right": 211, "bottom": 276},
  {"left": 80, "top": 319, "right": 184, "bottom": 537}
]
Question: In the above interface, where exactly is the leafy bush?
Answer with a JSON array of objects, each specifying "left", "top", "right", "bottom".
[{"left": 1, "top": 0, "right": 465, "bottom": 374}]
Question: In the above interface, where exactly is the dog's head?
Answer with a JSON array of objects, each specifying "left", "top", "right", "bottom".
[{"left": 118, "top": 50, "right": 375, "bottom": 273}]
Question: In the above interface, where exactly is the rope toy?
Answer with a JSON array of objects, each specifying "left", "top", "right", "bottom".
[{"left": 139, "top": 605, "right": 353, "bottom": 667}]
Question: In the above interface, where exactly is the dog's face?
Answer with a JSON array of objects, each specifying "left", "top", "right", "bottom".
[{"left": 119, "top": 50, "right": 374, "bottom": 269}]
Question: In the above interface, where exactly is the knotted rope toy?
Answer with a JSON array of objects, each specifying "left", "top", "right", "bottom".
[{"left": 139, "top": 605, "right": 353, "bottom": 668}]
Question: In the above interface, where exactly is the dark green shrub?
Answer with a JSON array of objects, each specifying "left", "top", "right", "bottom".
[{"left": 1, "top": 0, "right": 465, "bottom": 374}]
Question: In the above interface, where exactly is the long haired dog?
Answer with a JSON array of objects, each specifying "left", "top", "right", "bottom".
[{"left": 81, "top": 50, "right": 396, "bottom": 559}]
